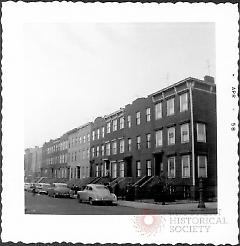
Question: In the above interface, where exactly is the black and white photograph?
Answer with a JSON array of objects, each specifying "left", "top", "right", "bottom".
[{"left": 1, "top": 2, "right": 238, "bottom": 244}]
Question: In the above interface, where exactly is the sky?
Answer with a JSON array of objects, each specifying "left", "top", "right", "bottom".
[{"left": 23, "top": 22, "right": 215, "bottom": 149}]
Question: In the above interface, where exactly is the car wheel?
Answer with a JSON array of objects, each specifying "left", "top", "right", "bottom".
[{"left": 89, "top": 198, "right": 94, "bottom": 205}]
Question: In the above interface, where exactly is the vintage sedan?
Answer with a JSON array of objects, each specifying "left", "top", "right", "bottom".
[
  {"left": 38, "top": 183, "right": 51, "bottom": 195},
  {"left": 77, "top": 184, "right": 117, "bottom": 205},
  {"left": 47, "top": 183, "right": 70, "bottom": 198}
]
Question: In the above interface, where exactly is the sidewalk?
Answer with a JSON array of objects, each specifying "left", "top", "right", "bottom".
[{"left": 117, "top": 199, "right": 217, "bottom": 213}]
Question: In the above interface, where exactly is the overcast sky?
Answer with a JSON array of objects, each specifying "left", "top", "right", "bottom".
[{"left": 23, "top": 22, "right": 215, "bottom": 149}]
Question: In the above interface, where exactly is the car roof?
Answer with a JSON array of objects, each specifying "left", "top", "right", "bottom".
[
  {"left": 53, "top": 183, "right": 67, "bottom": 185},
  {"left": 87, "top": 184, "right": 105, "bottom": 188}
]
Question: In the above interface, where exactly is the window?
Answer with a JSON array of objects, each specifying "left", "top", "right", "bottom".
[
  {"left": 127, "top": 115, "right": 131, "bottom": 128},
  {"left": 113, "top": 119, "right": 117, "bottom": 131},
  {"left": 181, "top": 123, "right": 190, "bottom": 143},
  {"left": 137, "top": 136, "right": 141, "bottom": 150},
  {"left": 102, "top": 127, "right": 105, "bottom": 138},
  {"left": 167, "top": 98, "right": 175, "bottom": 116},
  {"left": 127, "top": 138, "right": 132, "bottom": 152},
  {"left": 155, "top": 130, "right": 163, "bottom": 147},
  {"left": 168, "top": 127, "right": 175, "bottom": 145},
  {"left": 96, "top": 146, "right": 99, "bottom": 157},
  {"left": 75, "top": 152, "right": 77, "bottom": 161},
  {"left": 87, "top": 148, "right": 90, "bottom": 158},
  {"left": 112, "top": 141, "right": 117, "bottom": 155},
  {"left": 168, "top": 157, "right": 175, "bottom": 178},
  {"left": 146, "top": 160, "right": 152, "bottom": 176},
  {"left": 92, "top": 131, "right": 95, "bottom": 141},
  {"left": 96, "top": 165, "right": 99, "bottom": 177},
  {"left": 119, "top": 161, "right": 125, "bottom": 177},
  {"left": 120, "top": 117, "right": 124, "bottom": 129},
  {"left": 146, "top": 108, "right": 151, "bottom": 122},
  {"left": 101, "top": 145, "right": 105, "bottom": 156},
  {"left": 197, "top": 123, "right": 206, "bottom": 142},
  {"left": 136, "top": 161, "right": 141, "bottom": 177},
  {"left": 182, "top": 155, "right": 190, "bottom": 178},
  {"left": 146, "top": 133, "right": 151, "bottom": 148},
  {"left": 198, "top": 155, "right": 207, "bottom": 178},
  {"left": 136, "top": 112, "right": 141, "bottom": 125},
  {"left": 91, "top": 147, "right": 95, "bottom": 158},
  {"left": 97, "top": 129, "right": 100, "bottom": 139},
  {"left": 111, "top": 162, "right": 117, "bottom": 178},
  {"left": 87, "top": 134, "right": 90, "bottom": 142},
  {"left": 83, "top": 135, "right": 86, "bottom": 143},
  {"left": 100, "top": 164, "right": 104, "bottom": 177},
  {"left": 106, "top": 143, "right": 111, "bottom": 156},
  {"left": 120, "top": 139, "right": 125, "bottom": 153},
  {"left": 180, "top": 93, "right": 188, "bottom": 112},
  {"left": 107, "top": 122, "right": 111, "bottom": 133},
  {"left": 79, "top": 137, "right": 82, "bottom": 144}
]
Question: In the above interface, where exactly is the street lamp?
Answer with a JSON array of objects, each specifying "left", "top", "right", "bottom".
[{"left": 198, "top": 177, "right": 206, "bottom": 208}]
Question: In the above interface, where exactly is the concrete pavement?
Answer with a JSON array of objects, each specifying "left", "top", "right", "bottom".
[{"left": 117, "top": 199, "right": 217, "bottom": 213}]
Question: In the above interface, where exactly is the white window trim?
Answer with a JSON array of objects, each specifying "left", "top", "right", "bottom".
[
  {"left": 168, "top": 127, "right": 175, "bottom": 145},
  {"left": 155, "top": 102, "right": 162, "bottom": 120},
  {"left": 168, "top": 157, "right": 176, "bottom": 178},
  {"left": 167, "top": 98, "right": 175, "bottom": 116},
  {"left": 180, "top": 92, "right": 188, "bottom": 112},
  {"left": 197, "top": 123, "right": 206, "bottom": 143},
  {"left": 181, "top": 155, "right": 190, "bottom": 178},
  {"left": 181, "top": 123, "right": 190, "bottom": 143},
  {"left": 197, "top": 155, "right": 208, "bottom": 178},
  {"left": 155, "top": 130, "right": 163, "bottom": 147}
]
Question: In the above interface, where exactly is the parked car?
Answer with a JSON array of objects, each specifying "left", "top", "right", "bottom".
[
  {"left": 35, "top": 183, "right": 43, "bottom": 193},
  {"left": 38, "top": 183, "right": 51, "bottom": 195},
  {"left": 24, "top": 183, "right": 31, "bottom": 191},
  {"left": 77, "top": 184, "right": 117, "bottom": 205},
  {"left": 47, "top": 183, "right": 70, "bottom": 198}
]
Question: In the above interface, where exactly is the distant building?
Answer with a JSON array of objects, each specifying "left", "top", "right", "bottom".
[
  {"left": 68, "top": 122, "right": 92, "bottom": 180},
  {"left": 24, "top": 146, "right": 42, "bottom": 182},
  {"left": 90, "top": 76, "right": 217, "bottom": 199}
]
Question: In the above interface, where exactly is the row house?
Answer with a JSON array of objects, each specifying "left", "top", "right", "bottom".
[
  {"left": 68, "top": 122, "right": 92, "bottom": 180},
  {"left": 41, "top": 133, "right": 68, "bottom": 179},
  {"left": 24, "top": 146, "right": 42, "bottom": 182},
  {"left": 90, "top": 76, "right": 217, "bottom": 199}
]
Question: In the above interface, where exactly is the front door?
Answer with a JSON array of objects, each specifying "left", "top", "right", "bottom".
[
  {"left": 126, "top": 158, "right": 132, "bottom": 177},
  {"left": 154, "top": 154, "right": 163, "bottom": 176}
]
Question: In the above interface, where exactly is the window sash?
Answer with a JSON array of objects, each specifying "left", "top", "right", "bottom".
[
  {"left": 197, "top": 123, "right": 206, "bottom": 142},
  {"left": 146, "top": 108, "right": 151, "bottom": 121},
  {"left": 119, "top": 162, "right": 125, "bottom": 177},
  {"left": 167, "top": 98, "right": 175, "bottom": 115},
  {"left": 182, "top": 155, "right": 190, "bottom": 178},
  {"left": 155, "top": 130, "right": 163, "bottom": 147},
  {"left": 136, "top": 112, "right": 141, "bottom": 125},
  {"left": 120, "top": 140, "right": 124, "bottom": 153},
  {"left": 168, "top": 127, "right": 175, "bottom": 145},
  {"left": 198, "top": 156, "right": 207, "bottom": 177},
  {"left": 168, "top": 157, "right": 175, "bottom": 178},
  {"left": 155, "top": 102, "right": 162, "bottom": 120},
  {"left": 127, "top": 116, "right": 131, "bottom": 128},
  {"left": 181, "top": 123, "right": 190, "bottom": 143},
  {"left": 180, "top": 93, "right": 188, "bottom": 112}
]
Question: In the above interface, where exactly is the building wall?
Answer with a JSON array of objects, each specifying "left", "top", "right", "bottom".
[{"left": 68, "top": 123, "right": 92, "bottom": 180}]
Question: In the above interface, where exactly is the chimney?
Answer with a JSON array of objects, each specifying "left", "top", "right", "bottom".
[{"left": 204, "top": 75, "right": 215, "bottom": 84}]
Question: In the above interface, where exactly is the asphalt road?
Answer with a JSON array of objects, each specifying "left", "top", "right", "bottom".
[{"left": 25, "top": 191, "right": 145, "bottom": 215}]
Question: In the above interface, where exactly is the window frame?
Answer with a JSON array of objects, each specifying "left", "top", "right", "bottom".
[
  {"left": 197, "top": 123, "right": 206, "bottom": 143},
  {"left": 167, "top": 97, "right": 175, "bottom": 116},
  {"left": 146, "top": 160, "right": 152, "bottom": 176},
  {"left": 146, "top": 133, "right": 151, "bottom": 149},
  {"left": 181, "top": 155, "right": 190, "bottom": 178},
  {"left": 197, "top": 155, "right": 208, "bottom": 178},
  {"left": 155, "top": 102, "right": 162, "bottom": 120},
  {"left": 119, "top": 139, "right": 125, "bottom": 153},
  {"left": 168, "top": 127, "right": 175, "bottom": 145},
  {"left": 168, "top": 156, "right": 176, "bottom": 178},
  {"left": 136, "top": 111, "right": 141, "bottom": 125},
  {"left": 113, "top": 119, "right": 118, "bottom": 131},
  {"left": 180, "top": 92, "right": 188, "bottom": 112},
  {"left": 119, "top": 116, "right": 124, "bottom": 129},
  {"left": 136, "top": 136, "right": 141, "bottom": 150},
  {"left": 136, "top": 161, "right": 141, "bottom": 177},
  {"left": 181, "top": 123, "right": 190, "bottom": 143},
  {"left": 146, "top": 107, "right": 151, "bottom": 122}
]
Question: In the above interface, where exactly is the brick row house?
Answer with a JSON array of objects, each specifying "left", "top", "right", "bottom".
[{"left": 90, "top": 76, "right": 217, "bottom": 199}]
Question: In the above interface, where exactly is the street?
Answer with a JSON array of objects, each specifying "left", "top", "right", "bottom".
[
  {"left": 25, "top": 191, "right": 217, "bottom": 215},
  {"left": 25, "top": 191, "right": 145, "bottom": 215}
]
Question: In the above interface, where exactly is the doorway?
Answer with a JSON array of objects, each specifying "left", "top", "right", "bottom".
[{"left": 154, "top": 154, "right": 163, "bottom": 176}]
